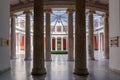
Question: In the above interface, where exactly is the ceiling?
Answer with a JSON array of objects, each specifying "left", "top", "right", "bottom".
[
  {"left": 10, "top": 0, "right": 109, "bottom": 13},
  {"left": 99, "top": 0, "right": 108, "bottom": 4},
  {"left": 10, "top": 0, "right": 108, "bottom": 5}
]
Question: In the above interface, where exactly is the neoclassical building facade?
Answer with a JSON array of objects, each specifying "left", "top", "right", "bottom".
[{"left": 15, "top": 10, "right": 104, "bottom": 52}]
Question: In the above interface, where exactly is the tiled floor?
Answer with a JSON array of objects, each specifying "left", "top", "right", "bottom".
[{"left": 0, "top": 54, "right": 120, "bottom": 80}]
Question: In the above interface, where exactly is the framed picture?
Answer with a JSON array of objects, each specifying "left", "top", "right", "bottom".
[
  {"left": 0, "top": 38, "right": 9, "bottom": 46},
  {"left": 110, "top": 36, "right": 119, "bottom": 47}
]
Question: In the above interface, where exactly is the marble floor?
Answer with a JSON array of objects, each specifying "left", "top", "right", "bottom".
[{"left": 0, "top": 54, "right": 120, "bottom": 80}]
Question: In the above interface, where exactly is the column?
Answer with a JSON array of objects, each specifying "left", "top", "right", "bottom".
[
  {"left": 24, "top": 10, "right": 31, "bottom": 60},
  {"left": 31, "top": 0, "right": 46, "bottom": 75},
  {"left": 16, "top": 33, "right": 19, "bottom": 54},
  {"left": 61, "top": 37, "right": 63, "bottom": 51},
  {"left": 10, "top": 14, "right": 16, "bottom": 59},
  {"left": 66, "top": 37, "right": 68, "bottom": 51},
  {"left": 74, "top": 0, "right": 88, "bottom": 75},
  {"left": 17, "top": 33, "right": 21, "bottom": 54},
  {"left": 104, "top": 13, "right": 109, "bottom": 59},
  {"left": 67, "top": 9, "right": 74, "bottom": 61},
  {"left": 55, "top": 37, "right": 57, "bottom": 51},
  {"left": 73, "top": 35, "right": 75, "bottom": 58},
  {"left": 98, "top": 32, "right": 101, "bottom": 53},
  {"left": 51, "top": 37, "right": 52, "bottom": 51},
  {"left": 45, "top": 9, "right": 51, "bottom": 61},
  {"left": 88, "top": 10, "right": 95, "bottom": 60}
]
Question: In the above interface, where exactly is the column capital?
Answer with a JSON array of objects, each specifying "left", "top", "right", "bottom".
[
  {"left": 10, "top": 13, "right": 17, "bottom": 18},
  {"left": 67, "top": 8, "right": 75, "bottom": 13},
  {"left": 88, "top": 9, "right": 96, "bottom": 15},
  {"left": 23, "top": 10, "right": 32, "bottom": 15},
  {"left": 20, "top": 0, "right": 29, "bottom": 4},
  {"left": 88, "top": 0, "right": 98, "bottom": 2},
  {"left": 44, "top": 9, "right": 52, "bottom": 14},
  {"left": 102, "top": 12, "right": 109, "bottom": 18}
]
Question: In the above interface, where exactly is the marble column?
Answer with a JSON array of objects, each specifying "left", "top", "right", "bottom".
[
  {"left": 104, "top": 13, "right": 109, "bottom": 59},
  {"left": 74, "top": 0, "right": 88, "bottom": 75},
  {"left": 24, "top": 10, "right": 31, "bottom": 60},
  {"left": 67, "top": 9, "right": 74, "bottom": 61},
  {"left": 31, "top": 0, "right": 46, "bottom": 75},
  {"left": 88, "top": 10, "right": 95, "bottom": 60},
  {"left": 10, "top": 14, "right": 16, "bottom": 59},
  {"left": 45, "top": 9, "right": 51, "bottom": 61}
]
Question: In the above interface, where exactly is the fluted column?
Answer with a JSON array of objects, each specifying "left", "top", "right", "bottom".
[
  {"left": 74, "top": 0, "right": 88, "bottom": 75},
  {"left": 31, "top": 0, "right": 46, "bottom": 75},
  {"left": 104, "top": 13, "right": 109, "bottom": 59},
  {"left": 45, "top": 9, "right": 51, "bottom": 61},
  {"left": 88, "top": 10, "right": 95, "bottom": 60},
  {"left": 24, "top": 10, "right": 31, "bottom": 60},
  {"left": 10, "top": 14, "right": 16, "bottom": 59},
  {"left": 67, "top": 9, "right": 74, "bottom": 61}
]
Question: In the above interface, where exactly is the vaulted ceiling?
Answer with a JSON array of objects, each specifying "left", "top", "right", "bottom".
[{"left": 10, "top": 0, "right": 109, "bottom": 12}]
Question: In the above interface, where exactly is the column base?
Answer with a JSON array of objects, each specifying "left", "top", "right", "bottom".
[
  {"left": 88, "top": 58, "right": 95, "bottom": 61},
  {"left": 105, "top": 57, "right": 109, "bottom": 59},
  {"left": 11, "top": 57, "right": 17, "bottom": 60},
  {"left": 105, "top": 55, "right": 109, "bottom": 59},
  {"left": 68, "top": 58, "right": 74, "bottom": 61},
  {"left": 45, "top": 59, "right": 52, "bottom": 61},
  {"left": 24, "top": 58, "right": 32, "bottom": 61},
  {"left": 88, "top": 56, "right": 95, "bottom": 61},
  {"left": 74, "top": 68, "right": 89, "bottom": 76},
  {"left": 31, "top": 68, "right": 46, "bottom": 75},
  {"left": 45, "top": 57, "right": 52, "bottom": 61},
  {"left": 32, "top": 74, "right": 46, "bottom": 79},
  {"left": 68, "top": 56, "right": 74, "bottom": 61}
]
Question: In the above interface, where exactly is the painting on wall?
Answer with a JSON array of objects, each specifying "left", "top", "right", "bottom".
[
  {"left": 110, "top": 36, "right": 119, "bottom": 47},
  {"left": 0, "top": 38, "right": 9, "bottom": 46}
]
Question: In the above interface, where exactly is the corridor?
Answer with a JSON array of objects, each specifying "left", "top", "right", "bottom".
[{"left": 0, "top": 54, "right": 120, "bottom": 80}]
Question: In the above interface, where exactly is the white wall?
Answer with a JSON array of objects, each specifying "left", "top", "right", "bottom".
[
  {"left": 0, "top": 1, "right": 10, "bottom": 72},
  {"left": 109, "top": 0, "right": 120, "bottom": 71}
]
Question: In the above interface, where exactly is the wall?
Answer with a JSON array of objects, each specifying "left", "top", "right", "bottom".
[
  {"left": 109, "top": 0, "right": 120, "bottom": 71},
  {"left": 0, "top": 0, "right": 10, "bottom": 73}
]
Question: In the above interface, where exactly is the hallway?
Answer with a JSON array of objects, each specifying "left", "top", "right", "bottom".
[{"left": 0, "top": 54, "right": 120, "bottom": 80}]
